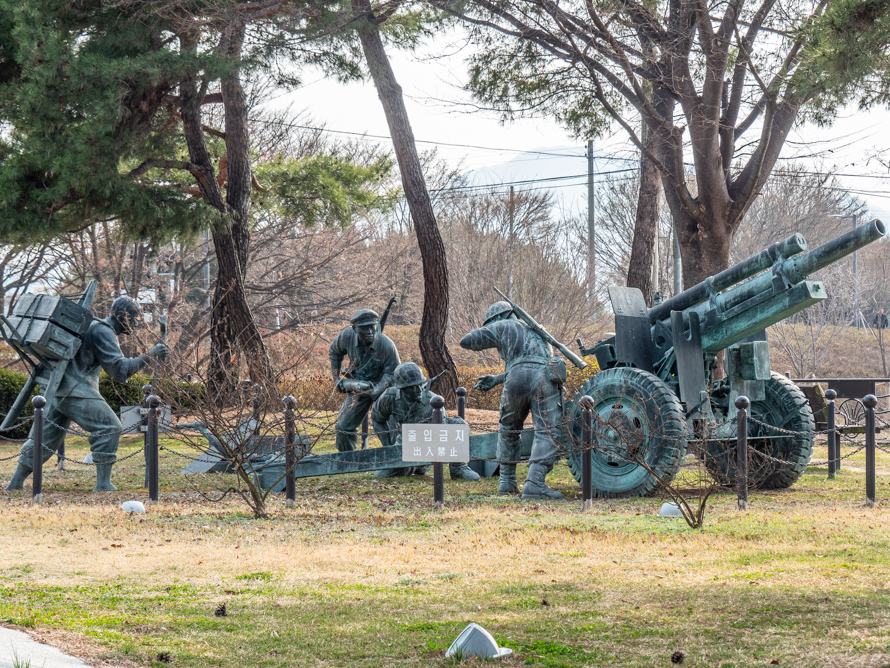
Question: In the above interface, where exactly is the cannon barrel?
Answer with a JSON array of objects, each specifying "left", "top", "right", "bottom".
[
  {"left": 783, "top": 218, "right": 885, "bottom": 285},
  {"left": 649, "top": 234, "right": 807, "bottom": 323}
]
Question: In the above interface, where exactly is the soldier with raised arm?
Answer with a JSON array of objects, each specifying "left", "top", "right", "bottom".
[
  {"left": 5, "top": 296, "right": 167, "bottom": 492},
  {"left": 371, "top": 362, "right": 480, "bottom": 480},
  {"left": 459, "top": 301, "right": 566, "bottom": 500},
  {"left": 329, "top": 309, "right": 400, "bottom": 452}
]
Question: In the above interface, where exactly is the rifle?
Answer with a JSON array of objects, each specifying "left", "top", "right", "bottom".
[
  {"left": 379, "top": 296, "right": 398, "bottom": 333},
  {"left": 493, "top": 287, "right": 587, "bottom": 370},
  {"left": 150, "top": 314, "right": 168, "bottom": 391}
]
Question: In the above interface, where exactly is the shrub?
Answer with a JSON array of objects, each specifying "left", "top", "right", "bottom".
[
  {"left": 98, "top": 371, "right": 152, "bottom": 413},
  {"left": 0, "top": 367, "right": 37, "bottom": 439}
]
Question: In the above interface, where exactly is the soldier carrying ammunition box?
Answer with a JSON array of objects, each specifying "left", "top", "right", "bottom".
[
  {"left": 329, "top": 308, "right": 400, "bottom": 452},
  {"left": 5, "top": 296, "right": 167, "bottom": 492}
]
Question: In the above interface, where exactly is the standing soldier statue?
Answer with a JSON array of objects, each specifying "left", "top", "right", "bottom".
[
  {"left": 329, "top": 309, "right": 400, "bottom": 452},
  {"left": 371, "top": 362, "right": 480, "bottom": 480},
  {"left": 5, "top": 296, "right": 167, "bottom": 492},
  {"left": 460, "top": 300, "right": 571, "bottom": 500}
]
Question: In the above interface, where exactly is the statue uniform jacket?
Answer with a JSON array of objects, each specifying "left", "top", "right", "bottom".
[
  {"left": 56, "top": 319, "right": 148, "bottom": 401},
  {"left": 460, "top": 319, "right": 553, "bottom": 369},
  {"left": 328, "top": 328, "right": 400, "bottom": 398},
  {"left": 371, "top": 386, "right": 434, "bottom": 447}
]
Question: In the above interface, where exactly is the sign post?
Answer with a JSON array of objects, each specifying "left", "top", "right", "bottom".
[{"left": 402, "top": 396, "right": 471, "bottom": 509}]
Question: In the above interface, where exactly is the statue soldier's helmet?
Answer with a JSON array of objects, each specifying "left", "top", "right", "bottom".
[
  {"left": 393, "top": 362, "right": 427, "bottom": 389},
  {"left": 483, "top": 301, "right": 513, "bottom": 325},
  {"left": 350, "top": 309, "right": 380, "bottom": 327},
  {"left": 110, "top": 296, "right": 143, "bottom": 334}
]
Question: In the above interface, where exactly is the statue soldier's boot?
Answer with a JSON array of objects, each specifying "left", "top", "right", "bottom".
[
  {"left": 5, "top": 463, "right": 32, "bottom": 491},
  {"left": 521, "top": 463, "right": 564, "bottom": 501},
  {"left": 94, "top": 464, "right": 117, "bottom": 492},
  {"left": 497, "top": 464, "right": 520, "bottom": 496},
  {"left": 449, "top": 463, "right": 480, "bottom": 481}
]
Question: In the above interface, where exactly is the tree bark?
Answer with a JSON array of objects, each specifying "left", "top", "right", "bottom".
[
  {"left": 178, "top": 30, "right": 274, "bottom": 399},
  {"left": 352, "top": 0, "right": 458, "bottom": 401},
  {"left": 625, "top": 121, "right": 661, "bottom": 306}
]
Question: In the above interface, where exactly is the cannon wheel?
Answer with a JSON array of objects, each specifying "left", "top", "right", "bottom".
[
  {"left": 566, "top": 367, "right": 687, "bottom": 498},
  {"left": 837, "top": 398, "right": 865, "bottom": 427},
  {"left": 705, "top": 373, "right": 814, "bottom": 490}
]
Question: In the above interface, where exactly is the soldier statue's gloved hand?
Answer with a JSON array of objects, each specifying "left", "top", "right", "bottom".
[
  {"left": 474, "top": 374, "right": 498, "bottom": 392},
  {"left": 148, "top": 343, "right": 168, "bottom": 362}
]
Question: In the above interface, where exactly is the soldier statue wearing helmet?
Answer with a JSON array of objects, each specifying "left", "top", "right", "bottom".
[
  {"left": 6, "top": 295, "right": 168, "bottom": 492},
  {"left": 460, "top": 300, "right": 567, "bottom": 500},
  {"left": 329, "top": 308, "right": 401, "bottom": 452},
  {"left": 370, "top": 362, "right": 480, "bottom": 480}
]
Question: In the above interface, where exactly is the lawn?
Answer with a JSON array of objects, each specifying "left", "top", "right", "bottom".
[{"left": 1, "top": 430, "right": 889, "bottom": 668}]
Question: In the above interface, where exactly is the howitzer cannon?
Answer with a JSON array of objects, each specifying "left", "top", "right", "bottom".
[{"left": 568, "top": 219, "right": 887, "bottom": 497}]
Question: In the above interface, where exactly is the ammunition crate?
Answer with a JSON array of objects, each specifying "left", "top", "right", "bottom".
[
  {"left": 4, "top": 316, "right": 79, "bottom": 361},
  {"left": 12, "top": 294, "right": 92, "bottom": 336}
]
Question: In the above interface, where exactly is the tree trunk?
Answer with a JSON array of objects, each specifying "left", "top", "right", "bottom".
[
  {"left": 626, "top": 122, "right": 662, "bottom": 306},
  {"left": 352, "top": 0, "right": 458, "bottom": 401},
  {"left": 178, "top": 29, "right": 274, "bottom": 399}
]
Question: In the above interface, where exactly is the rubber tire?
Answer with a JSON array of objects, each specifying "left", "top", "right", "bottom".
[
  {"left": 567, "top": 367, "right": 687, "bottom": 498},
  {"left": 705, "top": 373, "right": 814, "bottom": 490}
]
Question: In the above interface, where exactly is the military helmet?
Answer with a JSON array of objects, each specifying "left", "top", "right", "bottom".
[
  {"left": 393, "top": 362, "right": 427, "bottom": 389},
  {"left": 483, "top": 301, "right": 513, "bottom": 325},
  {"left": 350, "top": 309, "right": 380, "bottom": 327},
  {"left": 110, "top": 296, "right": 143, "bottom": 334}
]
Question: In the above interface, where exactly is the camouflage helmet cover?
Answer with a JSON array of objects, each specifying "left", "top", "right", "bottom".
[
  {"left": 350, "top": 309, "right": 380, "bottom": 327},
  {"left": 110, "top": 296, "right": 143, "bottom": 334},
  {"left": 392, "top": 362, "right": 427, "bottom": 389},
  {"left": 483, "top": 301, "right": 513, "bottom": 325}
]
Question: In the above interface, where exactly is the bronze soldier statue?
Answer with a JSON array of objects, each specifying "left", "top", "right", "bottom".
[
  {"left": 329, "top": 309, "right": 400, "bottom": 452},
  {"left": 371, "top": 362, "right": 480, "bottom": 480},
  {"left": 460, "top": 301, "right": 566, "bottom": 500},
  {"left": 5, "top": 296, "right": 167, "bottom": 492}
]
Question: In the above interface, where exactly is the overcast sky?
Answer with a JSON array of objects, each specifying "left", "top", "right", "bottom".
[{"left": 261, "top": 36, "right": 890, "bottom": 225}]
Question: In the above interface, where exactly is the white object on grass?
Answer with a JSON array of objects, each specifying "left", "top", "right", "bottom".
[
  {"left": 121, "top": 500, "right": 146, "bottom": 513},
  {"left": 659, "top": 502, "right": 682, "bottom": 517},
  {"left": 445, "top": 623, "right": 512, "bottom": 660}
]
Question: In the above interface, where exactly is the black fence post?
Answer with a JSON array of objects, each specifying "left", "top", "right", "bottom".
[
  {"left": 56, "top": 431, "right": 65, "bottom": 472},
  {"left": 361, "top": 413, "right": 369, "bottom": 450},
  {"left": 142, "top": 384, "right": 152, "bottom": 488},
  {"left": 825, "top": 389, "right": 837, "bottom": 479},
  {"left": 284, "top": 395, "right": 297, "bottom": 509},
  {"left": 31, "top": 395, "right": 46, "bottom": 504},
  {"left": 252, "top": 384, "right": 262, "bottom": 436},
  {"left": 864, "top": 394, "right": 877, "bottom": 508},
  {"left": 736, "top": 395, "right": 749, "bottom": 511},
  {"left": 579, "top": 396, "right": 594, "bottom": 512},
  {"left": 431, "top": 395, "right": 445, "bottom": 509},
  {"left": 456, "top": 387, "right": 466, "bottom": 421},
  {"left": 147, "top": 394, "right": 161, "bottom": 505}
]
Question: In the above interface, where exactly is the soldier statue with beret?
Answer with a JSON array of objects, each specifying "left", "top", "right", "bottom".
[
  {"left": 5, "top": 296, "right": 167, "bottom": 492},
  {"left": 329, "top": 308, "right": 401, "bottom": 452},
  {"left": 371, "top": 362, "right": 480, "bottom": 481}
]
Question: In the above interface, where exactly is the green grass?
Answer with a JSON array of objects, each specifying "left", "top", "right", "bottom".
[{"left": 1, "top": 433, "right": 890, "bottom": 667}]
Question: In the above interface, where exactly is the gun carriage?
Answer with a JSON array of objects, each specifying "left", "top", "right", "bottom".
[{"left": 568, "top": 219, "right": 887, "bottom": 497}]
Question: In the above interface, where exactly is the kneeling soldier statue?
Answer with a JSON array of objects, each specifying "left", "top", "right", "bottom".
[
  {"left": 5, "top": 296, "right": 167, "bottom": 492},
  {"left": 329, "top": 309, "right": 401, "bottom": 452},
  {"left": 371, "top": 362, "right": 479, "bottom": 481}
]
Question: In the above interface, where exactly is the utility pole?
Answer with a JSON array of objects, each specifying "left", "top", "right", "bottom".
[
  {"left": 853, "top": 212, "right": 860, "bottom": 329},
  {"left": 830, "top": 212, "right": 860, "bottom": 328},
  {"left": 508, "top": 185, "right": 515, "bottom": 300},
  {"left": 587, "top": 140, "right": 595, "bottom": 315}
]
